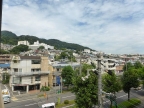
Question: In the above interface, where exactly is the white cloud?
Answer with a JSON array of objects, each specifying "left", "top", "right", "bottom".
[{"left": 2, "top": 0, "right": 144, "bottom": 54}]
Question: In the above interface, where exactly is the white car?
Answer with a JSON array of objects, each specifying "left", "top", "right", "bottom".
[{"left": 3, "top": 95, "right": 11, "bottom": 104}]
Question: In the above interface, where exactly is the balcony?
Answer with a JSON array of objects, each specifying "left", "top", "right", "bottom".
[{"left": 10, "top": 71, "right": 50, "bottom": 76}]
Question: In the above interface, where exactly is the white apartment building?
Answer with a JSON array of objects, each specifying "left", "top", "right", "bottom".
[
  {"left": 29, "top": 41, "right": 54, "bottom": 50},
  {"left": 18, "top": 41, "right": 30, "bottom": 46},
  {"left": 84, "top": 49, "right": 91, "bottom": 53},
  {"left": 9, "top": 55, "right": 50, "bottom": 93}
]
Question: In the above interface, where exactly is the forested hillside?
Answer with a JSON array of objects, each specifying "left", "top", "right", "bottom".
[{"left": 1, "top": 30, "right": 91, "bottom": 51}]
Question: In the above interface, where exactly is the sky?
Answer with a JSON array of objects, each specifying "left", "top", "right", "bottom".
[{"left": 2, "top": 0, "right": 144, "bottom": 54}]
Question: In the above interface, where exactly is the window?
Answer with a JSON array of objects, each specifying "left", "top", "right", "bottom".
[
  {"left": 13, "top": 68, "right": 18, "bottom": 72},
  {"left": 13, "top": 77, "right": 21, "bottom": 84},
  {"left": 13, "top": 60, "right": 18, "bottom": 63},
  {"left": 31, "top": 68, "right": 41, "bottom": 72},
  {"left": 35, "top": 76, "right": 41, "bottom": 81},
  {"left": 19, "top": 68, "right": 22, "bottom": 72},
  {"left": 32, "top": 60, "right": 41, "bottom": 64}
]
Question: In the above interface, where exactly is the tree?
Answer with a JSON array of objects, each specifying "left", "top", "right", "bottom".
[
  {"left": 123, "top": 62, "right": 134, "bottom": 71},
  {"left": 61, "top": 66, "right": 74, "bottom": 88},
  {"left": 102, "top": 71, "right": 122, "bottom": 108},
  {"left": 38, "top": 46, "right": 45, "bottom": 50},
  {"left": 10, "top": 44, "right": 29, "bottom": 54},
  {"left": 121, "top": 69, "right": 139, "bottom": 101},
  {"left": 72, "top": 72, "right": 98, "bottom": 108},
  {"left": 134, "top": 61, "right": 143, "bottom": 69}
]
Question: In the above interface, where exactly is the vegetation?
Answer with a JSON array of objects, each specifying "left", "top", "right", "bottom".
[
  {"left": 56, "top": 100, "right": 75, "bottom": 108},
  {"left": 38, "top": 46, "right": 45, "bottom": 50},
  {"left": 112, "top": 98, "right": 141, "bottom": 108},
  {"left": 72, "top": 72, "right": 98, "bottom": 108},
  {"left": 9, "top": 44, "right": 29, "bottom": 54},
  {"left": 55, "top": 50, "right": 76, "bottom": 62},
  {"left": 2, "top": 73, "right": 10, "bottom": 84},
  {"left": 64, "top": 100, "right": 69, "bottom": 104},
  {"left": 1, "top": 30, "right": 90, "bottom": 51},
  {"left": 102, "top": 71, "right": 122, "bottom": 108},
  {"left": 122, "top": 62, "right": 140, "bottom": 101},
  {"left": 61, "top": 66, "right": 74, "bottom": 88},
  {"left": 40, "top": 86, "right": 50, "bottom": 92}
]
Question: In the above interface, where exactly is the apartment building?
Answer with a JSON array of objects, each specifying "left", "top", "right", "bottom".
[
  {"left": 0, "top": 54, "right": 13, "bottom": 64},
  {"left": 9, "top": 55, "right": 51, "bottom": 93}
]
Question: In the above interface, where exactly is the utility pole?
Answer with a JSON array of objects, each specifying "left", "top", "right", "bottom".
[
  {"left": 79, "top": 51, "right": 82, "bottom": 75},
  {"left": 97, "top": 52, "right": 103, "bottom": 108}
]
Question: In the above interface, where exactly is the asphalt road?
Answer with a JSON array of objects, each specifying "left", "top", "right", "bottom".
[{"left": 3, "top": 89, "right": 144, "bottom": 108}]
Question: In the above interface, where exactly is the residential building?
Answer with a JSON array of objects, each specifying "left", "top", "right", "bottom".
[
  {"left": 0, "top": 54, "right": 13, "bottom": 64},
  {"left": 18, "top": 40, "right": 30, "bottom": 46},
  {"left": 9, "top": 55, "right": 50, "bottom": 93}
]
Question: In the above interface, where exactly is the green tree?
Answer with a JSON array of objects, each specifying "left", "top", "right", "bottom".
[
  {"left": 123, "top": 62, "right": 134, "bottom": 71},
  {"left": 72, "top": 72, "right": 98, "bottom": 108},
  {"left": 10, "top": 44, "right": 29, "bottom": 54},
  {"left": 134, "top": 61, "right": 143, "bottom": 69},
  {"left": 38, "top": 46, "right": 45, "bottom": 50},
  {"left": 121, "top": 69, "right": 139, "bottom": 101},
  {"left": 2, "top": 73, "right": 10, "bottom": 84},
  {"left": 102, "top": 72, "right": 122, "bottom": 108},
  {"left": 61, "top": 66, "right": 74, "bottom": 88}
]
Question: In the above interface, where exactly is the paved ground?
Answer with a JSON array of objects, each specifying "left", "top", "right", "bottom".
[{"left": 2, "top": 82, "right": 144, "bottom": 108}]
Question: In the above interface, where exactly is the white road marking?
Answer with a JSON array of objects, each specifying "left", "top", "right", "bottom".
[
  {"left": 62, "top": 95, "right": 75, "bottom": 99},
  {"left": 25, "top": 101, "right": 45, "bottom": 106},
  {"left": 104, "top": 94, "right": 128, "bottom": 103},
  {"left": 16, "top": 98, "right": 38, "bottom": 102}
]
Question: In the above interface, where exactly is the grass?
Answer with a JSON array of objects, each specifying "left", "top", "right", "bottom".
[
  {"left": 56, "top": 100, "right": 75, "bottom": 108},
  {"left": 112, "top": 98, "right": 141, "bottom": 108}
]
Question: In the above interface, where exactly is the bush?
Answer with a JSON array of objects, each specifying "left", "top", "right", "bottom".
[
  {"left": 40, "top": 86, "right": 50, "bottom": 92},
  {"left": 64, "top": 100, "right": 69, "bottom": 104},
  {"left": 112, "top": 98, "right": 141, "bottom": 108}
]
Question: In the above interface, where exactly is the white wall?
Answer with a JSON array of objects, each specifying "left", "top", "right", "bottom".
[{"left": 21, "top": 77, "right": 31, "bottom": 84}]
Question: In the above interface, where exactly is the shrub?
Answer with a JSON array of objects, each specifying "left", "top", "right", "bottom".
[
  {"left": 112, "top": 98, "right": 141, "bottom": 108},
  {"left": 64, "top": 100, "right": 69, "bottom": 104},
  {"left": 40, "top": 86, "right": 50, "bottom": 92}
]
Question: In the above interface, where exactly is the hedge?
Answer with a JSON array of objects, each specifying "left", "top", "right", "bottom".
[{"left": 112, "top": 98, "right": 141, "bottom": 108}]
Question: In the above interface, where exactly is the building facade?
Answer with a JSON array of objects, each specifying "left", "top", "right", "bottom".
[{"left": 9, "top": 56, "right": 50, "bottom": 93}]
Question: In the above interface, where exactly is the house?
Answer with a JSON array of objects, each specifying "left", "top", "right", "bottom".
[{"left": 9, "top": 55, "right": 52, "bottom": 93}]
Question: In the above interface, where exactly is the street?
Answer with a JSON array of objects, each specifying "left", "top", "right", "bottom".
[{"left": 4, "top": 89, "right": 144, "bottom": 108}]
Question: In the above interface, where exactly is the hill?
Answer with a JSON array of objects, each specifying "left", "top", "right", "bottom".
[{"left": 1, "top": 30, "right": 91, "bottom": 51}]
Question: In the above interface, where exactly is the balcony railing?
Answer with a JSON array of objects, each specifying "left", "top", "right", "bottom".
[{"left": 10, "top": 71, "right": 50, "bottom": 76}]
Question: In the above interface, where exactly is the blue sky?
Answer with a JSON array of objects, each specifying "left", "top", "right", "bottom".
[{"left": 2, "top": 0, "right": 144, "bottom": 54}]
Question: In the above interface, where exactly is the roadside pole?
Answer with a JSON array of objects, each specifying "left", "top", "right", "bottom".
[{"left": 97, "top": 53, "right": 103, "bottom": 108}]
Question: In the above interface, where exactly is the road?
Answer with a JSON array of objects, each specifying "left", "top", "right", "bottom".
[
  {"left": 2, "top": 87, "right": 144, "bottom": 108},
  {"left": 4, "top": 92, "right": 75, "bottom": 108}
]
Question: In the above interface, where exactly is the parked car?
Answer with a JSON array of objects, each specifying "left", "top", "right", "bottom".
[{"left": 3, "top": 95, "right": 11, "bottom": 104}]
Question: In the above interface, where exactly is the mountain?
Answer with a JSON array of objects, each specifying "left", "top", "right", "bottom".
[{"left": 1, "top": 30, "right": 91, "bottom": 51}]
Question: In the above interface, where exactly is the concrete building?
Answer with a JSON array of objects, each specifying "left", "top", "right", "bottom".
[
  {"left": 0, "top": 54, "right": 13, "bottom": 64},
  {"left": 18, "top": 41, "right": 30, "bottom": 46},
  {"left": 84, "top": 49, "right": 91, "bottom": 53},
  {"left": 29, "top": 41, "right": 54, "bottom": 50},
  {"left": 9, "top": 55, "right": 50, "bottom": 93}
]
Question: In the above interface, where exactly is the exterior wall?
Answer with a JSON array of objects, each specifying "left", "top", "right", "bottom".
[
  {"left": 31, "top": 64, "right": 41, "bottom": 69},
  {"left": 11, "top": 59, "right": 31, "bottom": 73},
  {"left": 18, "top": 41, "right": 29, "bottom": 46},
  {"left": 21, "top": 76, "right": 31, "bottom": 84},
  {"left": 41, "top": 76, "right": 48, "bottom": 87},
  {"left": 40, "top": 57, "right": 49, "bottom": 88}
]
